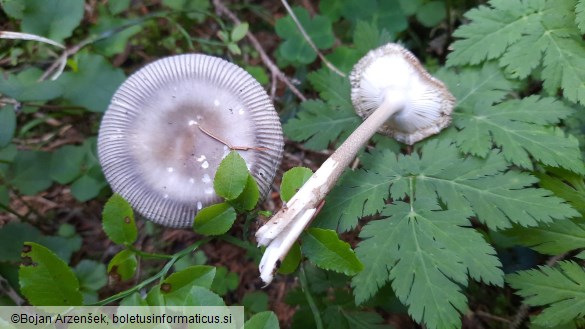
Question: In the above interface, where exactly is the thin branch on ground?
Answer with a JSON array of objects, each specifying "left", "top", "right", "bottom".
[
  {"left": 474, "top": 310, "right": 511, "bottom": 324},
  {"left": 39, "top": 14, "right": 162, "bottom": 81},
  {"left": 280, "top": 0, "right": 345, "bottom": 78},
  {"left": 213, "top": 0, "right": 307, "bottom": 102}
]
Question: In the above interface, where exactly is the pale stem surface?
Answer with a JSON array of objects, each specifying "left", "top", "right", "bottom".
[{"left": 257, "top": 96, "right": 402, "bottom": 283}]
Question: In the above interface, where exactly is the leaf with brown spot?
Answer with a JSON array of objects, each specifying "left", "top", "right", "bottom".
[
  {"left": 107, "top": 249, "right": 137, "bottom": 281},
  {"left": 102, "top": 194, "right": 137, "bottom": 245},
  {"left": 18, "top": 242, "right": 83, "bottom": 306}
]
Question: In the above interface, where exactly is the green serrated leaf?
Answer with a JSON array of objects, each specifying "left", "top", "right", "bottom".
[
  {"left": 283, "top": 99, "right": 361, "bottom": 151},
  {"left": 452, "top": 95, "right": 584, "bottom": 173},
  {"left": 160, "top": 266, "right": 216, "bottom": 305},
  {"left": 577, "top": 0, "right": 585, "bottom": 34},
  {"left": 447, "top": 0, "right": 544, "bottom": 67},
  {"left": 507, "top": 168, "right": 585, "bottom": 255},
  {"left": 437, "top": 63, "right": 518, "bottom": 111},
  {"left": 19, "top": 242, "right": 83, "bottom": 305},
  {"left": 308, "top": 68, "right": 353, "bottom": 110},
  {"left": 194, "top": 203, "right": 237, "bottom": 236},
  {"left": 537, "top": 168, "right": 585, "bottom": 216},
  {"left": 243, "top": 311, "right": 280, "bottom": 329},
  {"left": 284, "top": 66, "right": 362, "bottom": 151},
  {"left": 102, "top": 194, "right": 137, "bottom": 245},
  {"left": 353, "top": 198, "right": 501, "bottom": 329},
  {"left": 353, "top": 21, "right": 394, "bottom": 58},
  {"left": 507, "top": 261, "right": 585, "bottom": 327},
  {"left": 320, "top": 140, "right": 579, "bottom": 233},
  {"left": 302, "top": 228, "right": 363, "bottom": 276},
  {"left": 230, "top": 174, "right": 260, "bottom": 211},
  {"left": 507, "top": 217, "right": 585, "bottom": 255},
  {"left": 448, "top": 0, "right": 585, "bottom": 104},
  {"left": 280, "top": 167, "right": 313, "bottom": 202},
  {"left": 314, "top": 158, "right": 392, "bottom": 232},
  {"left": 0, "top": 107, "right": 16, "bottom": 147},
  {"left": 19, "top": 0, "right": 84, "bottom": 42},
  {"left": 325, "top": 46, "right": 361, "bottom": 74},
  {"left": 107, "top": 249, "right": 137, "bottom": 281},
  {"left": 275, "top": 6, "right": 334, "bottom": 65},
  {"left": 58, "top": 53, "right": 126, "bottom": 112},
  {"left": 231, "top": 22, "right": 248, "bottom": 42},
  {"left": 214, "top": 151, "right": 249, "bottom": 200}
]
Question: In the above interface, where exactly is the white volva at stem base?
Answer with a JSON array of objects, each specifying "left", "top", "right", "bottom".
[{"left": 257, "top": 95, "right": 404, "bottom": 284}]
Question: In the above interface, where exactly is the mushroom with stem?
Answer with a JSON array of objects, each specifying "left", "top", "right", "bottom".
[
  {"left": 256, "top": 43, "right": 455, "bottom": 284},
  {"left": 98, "top": 54, "right": 284, "bottom": 228}
]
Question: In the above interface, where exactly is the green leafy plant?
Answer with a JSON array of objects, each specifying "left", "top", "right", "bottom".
[
  {"left": 3, "top": 0, "right": 585, "bottom": 328},
  {"left": 279, "top": 0, "right": 585, "bottom": 328}
]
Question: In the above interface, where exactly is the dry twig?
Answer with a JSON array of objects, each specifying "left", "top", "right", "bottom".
[
  {"left": 280, "top": 0, "right": 345, "bottom": 77},
  {"left": 212, "top": 0, "right": 307, "bottom": 102}
]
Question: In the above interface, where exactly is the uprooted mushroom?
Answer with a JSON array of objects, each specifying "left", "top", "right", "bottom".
[
  {"left": 98, "top": 54, "right": 284, "bottom": 228},
  {"left": 256, "top": 43, "right": 455, "bottom": 284}
]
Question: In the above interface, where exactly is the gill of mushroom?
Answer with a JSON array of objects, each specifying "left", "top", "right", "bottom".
[
  {"left": 98, "top": 54, "right": 283, "bottom": 228},
  {"left": 256, "top": 43, "right": 455, "bottom": 284}
]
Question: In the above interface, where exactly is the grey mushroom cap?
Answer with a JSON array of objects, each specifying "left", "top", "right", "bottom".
[
  {"left": 349, "top": 43, "right": 455, "bottom": 145},
  {"left": 98, "top": 54, "right": 284, "bottom": 228}
]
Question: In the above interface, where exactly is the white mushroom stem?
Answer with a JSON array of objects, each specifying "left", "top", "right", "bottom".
[{"left": 257, "top": 92, "right": 405, "bottom": 284}]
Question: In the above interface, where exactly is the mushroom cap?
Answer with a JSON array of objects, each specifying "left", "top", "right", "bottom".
[
  {"left": 98, "top": 54, "right": 284, "bottom": 228},
  {"left": 349, "top": 43, "right": 455, "bottom": 145}
]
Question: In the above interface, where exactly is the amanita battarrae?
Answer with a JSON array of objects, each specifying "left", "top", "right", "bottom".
[
  {"left": 256, "top": 43, "right": 455, "bottom": 284},
  {"left": 98, "top": 54, "right": 284, "bottom": 228}
]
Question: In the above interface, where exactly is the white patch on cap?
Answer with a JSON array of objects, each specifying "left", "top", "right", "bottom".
[
  {"left": 204, "top": 187, "right": 214, "bottom": 194},
  {"left": 163, "top": 194, "right": 169, "bottom": 199},
  {"left": 196, "top": 155, "right": 207, "bottom": 162},
  {"left": 201, "top": 161, "right": 209, "bottom": 169},
  {"left": 238, "top": 109, "right": 244, "bottom": 115},
  {"left": 188, "top": 120, "right": 198, "bottom": 126},
  {"left": 167, "top": 167, "right": 174, "bottom": 173},
  {"left": 202, "top": 174, "right": 211, "bottom": 184},
  {"left": 214, "top": 99, "right": 220, "bottom": 106},
  {"left": 189, "top": 178, "right": 195, "bottom": 184},
  {"left": 197, "top": 201, "right": 203, "bottom": 210}
]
